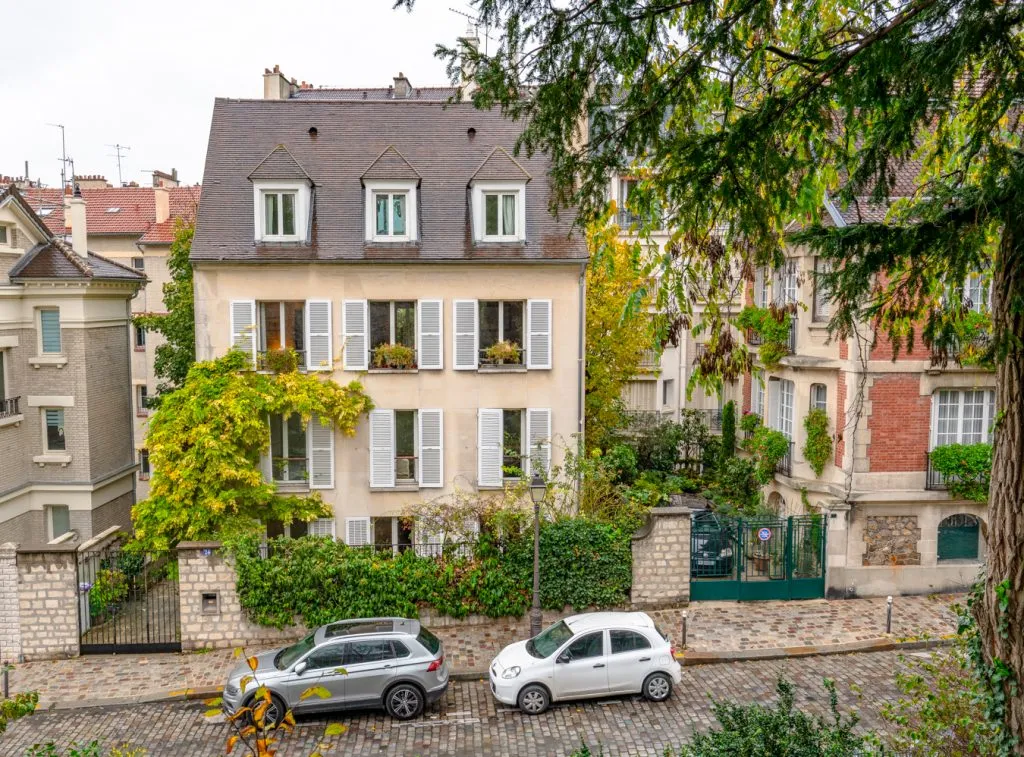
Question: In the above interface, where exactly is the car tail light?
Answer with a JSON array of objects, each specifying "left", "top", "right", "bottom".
[
  {"left": 427, "top": 655, "right": 445, "bottom": 672},
  {"left": 670, "top": 646, "right": 677, "bottom": 657}
]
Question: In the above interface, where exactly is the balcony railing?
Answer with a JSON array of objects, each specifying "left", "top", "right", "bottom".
[
  {"left": 616, "top": 210, "right": 643, "bottom": 229},
  {"left": 745, "top": 328, "right": 763, "bottom": 347},
  {"left": 0, "top": 396, "right": 20, "bottom": 419},
  {"left": 925, "top": 453, "right": 948, "bottom": 490},
  {"left": 370, "top": 346, "right": 419, "bottom": 370},
  {"left": 698, "top": 408, "right": 723, "bottom": 434},
  {"left": 257, "top": 349, "right": 306, "bottom": 371},
  {"left": 639, "top": 350, "right": 659, "bottom": 370},
  {"left": 775, "top": 440, "right": 794, "bottom": 477}
]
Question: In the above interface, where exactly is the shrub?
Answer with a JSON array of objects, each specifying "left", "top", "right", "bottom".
[
  {"left": 736, "top": 305, "right": 794, "bottom": 369},
  {"left": 229, "top": 518, "right": 632, "bottom": 629},
  {"left": 89, "top": 568, "right": 129, "bottom": 622},
  {"left": 372, "top": 342, "right": 416, "bottom": 370},
  {"left": 623, "top": 417, "right": 688, "bottom": 474},
  {"left": 802, "top": 408, "right": 833, "bottom": 477},
  {"left": 0, "top": 690, "right": 38, "bottom": 735},
  {"left": 740, "top": 411, "right": 762, "bottom": 437},
  {"left": 748, "top": 427, "right": 791, "bottom": 483},
  {"left": 720, "top": 400, "right": 737, "bottom": 462},
  {"left": 483, "top": 339, "right": 523, "bottom": 365},
  {"left": 929, "top": 443, "right": 992, "bottom": 502},
  {"left": 672, "top": 678, "right": 867, "bottom": 756},
  {"left": 258, "top": 347, "right": 300, "bottom": 373}
]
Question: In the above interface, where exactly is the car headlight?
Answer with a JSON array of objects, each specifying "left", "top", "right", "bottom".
[
  {"left": 720, "top": 548, "right": 733, "bottom": 558},
  {"left": 501, "top": 666, "right": 521, "bottom": 679}
]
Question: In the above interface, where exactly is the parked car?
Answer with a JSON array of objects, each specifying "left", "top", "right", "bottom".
[
  {"left": 691, "top": 511, "right": 735, "bottom": 577},
  {"left": 222, "top": 617, "right": 449, "bottom": 723},
  {"left": 488, "top": 612, "right": 681, "bottom": 715}
]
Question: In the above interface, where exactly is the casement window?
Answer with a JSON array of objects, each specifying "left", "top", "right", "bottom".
[
  {"left": 768, "top": 379, "right": 795, "bottom": 439},
  {"left": 231, "top": 299, "right": 331, "bottom": 371},
  {"left": 478, "top": 408, "right": 551, "bottom": 487},
  {"left": 138, "top": 449, "right": 151, "bottom": 480},
  {"left": 617, "top": 178, "right": 640, "bottom": 226},
  {"left": 0, "top": 226, "right": 8, "bottom": 245},
  {"left": 963, "top": 274, "right": 991, "bottom": 313},
  {"left": 472, "top": 182, "right": 526, "bottom": 242},
  {"left": 662, "top": 379, "right": 674, "bottom": 407},
  {"left": 368, "top": 408, "right": 443, "bottom": 489},
  {"left": 453, "top": 299, "right": 551, "bottom": 370},
  {"left": 44, "top": 408, "right": 66, "bottom": 451},
  {"left": 813, "top": 258, "right": 832, "bottom": 322},
  {"left": 373, "top": 517, "right": 414, "bottom": 553},
  {"left": 753, "top": 268, "right": 769, "bottom": 308},
  {"left": 39, "top": 309, "right": 61, "bottom": 354},
  {"left": 343, "top": 299, "right": 441, "bottom": 371},
  {"left": 46, "top": 505, "right": 70, "bottom": 541},
  {"left": 262, "top": 190, "right": 296, "bottom": 237},
  {"left": 810, "top": 383, "right": 827, "bottom": 412},
  {"left": 134, "top": 326, "right": 146, "bottom": 349},
  {"left": 264, "top": 412, "right": 334, "bottom": 489},
  {"left": 751, "top": 370, "right": 765, "bottom": 418},
  {"left": 364, "top": 180, "right": 417, "bottom": 243},
  {"left": 931, "top": 389, "right": 996, "bottom": 448},
  {"left": 131, "top": 257, "right": 145, "bottom": 271},
  {"left": 774, "top": 260, "right": 798, "bottom": 305},
  {"left": 252, "top": 181, "right": 309, "bottom": 242},
  {"left": 137, "top": 386, "right": 151, "bottom": 415}
]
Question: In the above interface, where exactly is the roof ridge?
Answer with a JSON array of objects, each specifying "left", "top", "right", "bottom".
[
  {"left": 88, "top": 249, "right": 146, "bottom": 278},
  {"left": 51, "top": 239, "right": 93, "bottom": 276}
]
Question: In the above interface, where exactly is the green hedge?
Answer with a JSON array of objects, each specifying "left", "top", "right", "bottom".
[{"left": 229, "top": 519, "right": 633, "bottom": 629}]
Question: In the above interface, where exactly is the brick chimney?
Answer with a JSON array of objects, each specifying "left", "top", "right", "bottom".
[
  {"left": 66, "top": 186, "right": 88, "bottom": 258},
  {"left": 458, "top": 26, "right": 480, "bottom": 97},
  {"left": 74, "top": 174, "right": 110, "bottom": 189},
  {"left": 263, "top": 65, "right": 298, "bottom": 100},
  {"left": 393, "top": 72, "right": 412, "bottom": 99},
  {"left": 154, "top": 186, "right": 170, "bottom": 224}
]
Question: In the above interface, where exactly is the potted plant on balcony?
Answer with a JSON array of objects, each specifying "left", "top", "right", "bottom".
[
  {"left": 484, "top": 340, "right": 523, "bottom": 366},
  {"left": 260, "top": 348, "right": 300, "bottom": 373},
  {"left": 372, "top": 343, "right": 416, "bottom": 370}
]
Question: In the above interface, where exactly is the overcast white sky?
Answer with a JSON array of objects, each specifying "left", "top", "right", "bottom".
[{"left": 0, "top": 0, "right": 472, "bottom": 188}]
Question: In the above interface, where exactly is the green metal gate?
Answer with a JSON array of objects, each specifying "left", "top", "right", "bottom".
[{"left": 690, "top": 513, "right": 826, "bottom": 601}]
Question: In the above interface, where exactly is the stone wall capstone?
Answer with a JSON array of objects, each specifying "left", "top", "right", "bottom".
[
  {"left": 631, "top": 506, "right": 692, "bottom": 607},
  {"left": 17, "top": 545, "right": 79, "bottom": 660},
  {"left": 0, "top": 543, "right": 22, "bottom": 662},
  {"left": 863, "top": 515, "right": 922, "bottom": 566}
]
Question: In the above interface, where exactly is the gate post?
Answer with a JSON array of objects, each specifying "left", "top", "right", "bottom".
[
  {"left": 15, "top": 544, "right": 80, "bottom": 660},
  {"left": 631, "top": 506, "right": 693, "bottom": 607},
  {"left": 0, "top": 543, "right": 22, "bottom": 663}
]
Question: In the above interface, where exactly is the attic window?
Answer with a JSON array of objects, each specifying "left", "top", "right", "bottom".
[
  {"left": 38, "top": 208, "right": 54, "bottom": 217},
  {"left": 106, "top": 207, "right": 121, "bottom": 214}
]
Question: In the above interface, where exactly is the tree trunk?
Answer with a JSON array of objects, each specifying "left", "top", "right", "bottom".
[{"left": 975, "top": 214, "right": 1024, "bottom": 743}]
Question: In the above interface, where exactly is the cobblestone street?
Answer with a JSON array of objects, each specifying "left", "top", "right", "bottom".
[{"left": 1, "top": 650, "right": 913, "bottom": 756}]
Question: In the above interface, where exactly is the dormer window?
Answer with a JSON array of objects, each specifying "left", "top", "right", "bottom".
[
  {"left": 471, "top": 182, "right": 526, "bottom": 243},
  {"left": 263, "top": 191, "right": 296, "bottom": 237},
  {"left": 251, "top": 180, "right": 309, "bottom": 242},
  {"left": 363, "top": 180, "right": 417, "bottom": 242}
]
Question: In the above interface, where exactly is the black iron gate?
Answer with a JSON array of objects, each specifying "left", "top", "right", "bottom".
[
  {"left": 77, "top": 543, "right": 181, "bottom": 654},
  {"left": 690, "top": 512, "right": 826, "bottom": 601}
]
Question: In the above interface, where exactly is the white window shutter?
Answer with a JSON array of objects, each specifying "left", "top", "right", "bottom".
[
  {"left": 526, "top": 408, "right": 552, "bottom": 478},
  {"left": 478, "top": 408, "right": 503, "bottom": 487},
  {"left": 418, "top": 409, "right": 443, "bottom": 488},
  {"left": 345, "top": 517, "right": 370, "bottom": 546},
  {"left": 417, "top": 299, "right": 443, "bottom": 370},
  {"left": 308, "top": 415, "right": 334, "bottom": 489},
  {"left": 453, "top": 300, "right": 478, "bottom": 370},
  {"left": 768, "top": 379, "right": 782, "bottom": 431},
  {"left": 309, "top": 518, "right": 336, "bottom": 538},
  {"left": 230, "top": 300, "right": 257, "bottom": 364},
  {"left": 305, "top": 300, "right": 332, "bottom": 371},
  {"left": 343, "top": 300, "right": 368, "bottom": 371},
  {"left": 526, "top": 299, "right": 552, "bottom": 369},
  {"left": 369, "top": 409, "right": 395, "bottom": 488},
  {"left": 753, "top": 268, "right": 765, "bottom": 307}
]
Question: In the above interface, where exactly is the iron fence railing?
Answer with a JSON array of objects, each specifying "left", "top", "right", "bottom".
[
  {"left": 0, "top": 396, "right": 20, "bottom": 418},
  {"left": 776, "top": 440, "right": 794, "bottom": 477}
]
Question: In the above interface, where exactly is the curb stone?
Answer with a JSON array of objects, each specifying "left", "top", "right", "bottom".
[{"left": 37, "top": 635, "right": 955, "bottom": 711}]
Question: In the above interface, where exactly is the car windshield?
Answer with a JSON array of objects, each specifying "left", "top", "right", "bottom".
[
  {"left": 526, "top": 620, "right": 574, "bottom": 658},
  {"left": 274, "top": 632, "right": 316, "bottom": 670}
]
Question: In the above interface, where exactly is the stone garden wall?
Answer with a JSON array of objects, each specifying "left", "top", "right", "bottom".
[
  {"left": 862, "top": 515, "right": 922, "bottom": 566},
  {"left": 630, "top": 506, "right": 692, "bottom": 607}
]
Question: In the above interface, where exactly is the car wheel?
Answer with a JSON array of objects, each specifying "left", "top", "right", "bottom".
[
  {"left": 248, "top": 692, "right": 287, "bottom": 728},
  {"left": 643, "top": 672, "right": 673, "bottom": 702},
  {"left": 385, "top": 683, "right": 424, "bottom": 720},
  {"left": 517, "top": 684, "right": 550, "bottom": 715}
]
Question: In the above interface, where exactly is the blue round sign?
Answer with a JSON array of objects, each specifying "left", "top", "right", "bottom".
[{"left": 757, "top": 527, "right": 772, "bottom": 542}]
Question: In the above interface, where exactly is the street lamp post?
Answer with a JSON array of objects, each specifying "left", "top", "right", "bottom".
[{"left": 529, "top": 472, "right": 545, "bottom": 637}]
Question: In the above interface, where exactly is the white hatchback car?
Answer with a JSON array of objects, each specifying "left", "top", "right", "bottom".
[{"left": 489, "top": 611, "right": 682, "bottom": 714}]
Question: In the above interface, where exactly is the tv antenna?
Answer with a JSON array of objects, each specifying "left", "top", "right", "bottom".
[
  {"left": 107, "top": 143, "right": 131, "bottom": 186},
  {"left": 48, "top": 123, "right": 73, "bottom": 192},
  {"left": 449, "top": 7, "right": 493, "bottom": 54}
]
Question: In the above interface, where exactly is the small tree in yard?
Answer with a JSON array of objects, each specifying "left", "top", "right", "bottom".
[
  {"left": 131, "top": 350, "right": 373, "bottom": 550},
  {"left": 720, "top": 400, "right": 737, "bottom": 463}
]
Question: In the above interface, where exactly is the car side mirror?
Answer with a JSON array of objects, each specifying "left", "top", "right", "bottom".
[
  {"left": 294, "top": 661, "right": 307, "bottom": 675},
  {"left": 556, "top": 652, "right": 571, "bottom": 664}
]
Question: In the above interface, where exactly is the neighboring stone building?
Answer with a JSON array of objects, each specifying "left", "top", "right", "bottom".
[
  {"left": 743, "top": 188, "right": 993, "bottom": 597},
  {"left": 17, "top": 174, "right": 200, "bottom": 497},
  {"left": 188, "top": 68, "right": 587, "bottom": 546},
  {"left": 0, "top": 185, "right": 145, "bottom": 544}
]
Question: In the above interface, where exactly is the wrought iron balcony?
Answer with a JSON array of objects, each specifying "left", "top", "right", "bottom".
[
  {"left": 639, "top": 350, "right": 660, "bottom": 371},
  {"left": 775, "top": 440, "right": 794, "bottom": 477},
  {"left": 745, "top": 328, "right": 763, "bottom": 347},
  {"left": 925, "top": 453, "right": 948, "bottom": 490},
  {"left": 0, "top": 396, "right": 20, "bottom": 419}
]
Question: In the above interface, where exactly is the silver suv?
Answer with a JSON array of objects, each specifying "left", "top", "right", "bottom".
[{"left": 222, "top": 617, "right": 449, "bottom": 722}]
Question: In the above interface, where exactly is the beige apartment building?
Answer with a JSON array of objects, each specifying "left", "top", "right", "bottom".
[
  {"left": 18, "top": 174, "right": 200, "bottom": 497},
  {"left": 190, "top": 70, "right": 587, "bottom": 546},
  {"left": 0, "top": 186, "right": 145, "bottom": 544}
]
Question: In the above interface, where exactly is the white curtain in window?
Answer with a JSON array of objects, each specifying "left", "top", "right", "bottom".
[{"left": 502, "top": 194, "right": 516, "bottom": 235}]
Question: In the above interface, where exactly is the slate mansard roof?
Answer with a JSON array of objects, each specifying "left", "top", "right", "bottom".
[{"left": 191, "top": 98, "right": 587, "bottom": 263}]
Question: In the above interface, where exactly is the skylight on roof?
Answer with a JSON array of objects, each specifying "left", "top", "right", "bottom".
[
  {"left": 106, "top": 207, "right": 121, "bottom": 213},
  {"left": 38, "top": 208, "right": 54, "bottom": 216}
]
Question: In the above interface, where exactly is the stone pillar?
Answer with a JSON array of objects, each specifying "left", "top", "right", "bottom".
[
  {"left": 631, "top": 506, "right": 692, "bottom": 607},
  {"left": 16, "top": 545, "right": 80, "bottom": 660},
  {"left": 0, "top": 543, "right": 22, "bottom": 662},
  {"left": 824, "top": 501, "right": 851, "bottom": 598}
]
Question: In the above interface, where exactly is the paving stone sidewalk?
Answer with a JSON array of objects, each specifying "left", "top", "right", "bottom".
[{"left": 6, "top": 593, "right": 961, "bottom": 710}]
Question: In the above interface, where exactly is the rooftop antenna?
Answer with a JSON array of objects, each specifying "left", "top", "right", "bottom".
[
  {"left": 48, "top": 123, "right": 71, "bottom": 192},
  {"left": 107, "top": 143, "right": 131, "bottom": 186},
  {"left": 448, "top": 6, "right": 493, "bottom": 55}
]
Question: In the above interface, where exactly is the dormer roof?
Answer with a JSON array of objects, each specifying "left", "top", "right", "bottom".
[
  {"left": 470, "top": 146, "right": 532, "bottom": 183},
  {"left": 361, "top": 145, "right": 421, "bottom": 182},
  {"left": 248, "top": 145, "right": 312, "bottom": 182}
]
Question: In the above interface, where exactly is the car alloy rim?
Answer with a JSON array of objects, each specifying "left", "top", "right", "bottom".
[
  {"left": 391, "top": 688, "right": 419, "bottom": 718},
  {"left": 265, "top": 701, "right": 280, "bottom": 724},
  {"left": 521, "top": 690, "right": 545, "bottom": 713},
  {"left": 648, "top": 676, "right": 670, "bottom": 699}
]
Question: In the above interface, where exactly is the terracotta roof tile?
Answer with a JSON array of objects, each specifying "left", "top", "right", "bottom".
[{"left": 19, "top": 185, "right": 200, "bottom": 237}]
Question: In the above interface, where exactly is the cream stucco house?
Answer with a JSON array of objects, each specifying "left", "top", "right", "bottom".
[{"left": 190, "top": 71, "right": 587, "bottom": 547}]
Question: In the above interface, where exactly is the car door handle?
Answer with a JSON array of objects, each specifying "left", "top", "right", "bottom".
[
  {"left": 639, "top": 657, "right": 651, "bottom": 662},
  {"left": 593, "top": 663, "right": 605, "bottom": 668}
]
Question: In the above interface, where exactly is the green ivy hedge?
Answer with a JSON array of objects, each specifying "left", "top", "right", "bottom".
[
  {"left": 229, "top": 519, "right": 633, "bottom": 629},
  {"left": 930, "top": 443, "right": 992, "bottom": 502}
]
